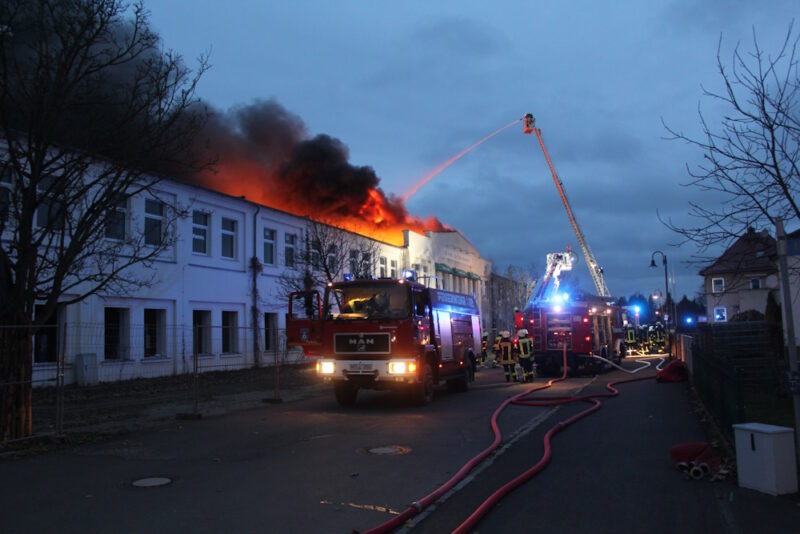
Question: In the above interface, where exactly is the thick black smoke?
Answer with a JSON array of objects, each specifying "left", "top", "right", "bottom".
[{"left": 191, "top": 99, "right": 431, "bottom": 227}]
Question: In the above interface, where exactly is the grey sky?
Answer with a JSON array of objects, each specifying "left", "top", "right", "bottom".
[{"left": 145, "top": 0, "right": 798, "bottom": 301}]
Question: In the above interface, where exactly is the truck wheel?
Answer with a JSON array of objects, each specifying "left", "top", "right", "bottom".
[
  {"left": 334, "top": 381, "right": 358, "bottom": 407},
  {"left": 412, "top": 363, "right": 434, "bottom": 405}
]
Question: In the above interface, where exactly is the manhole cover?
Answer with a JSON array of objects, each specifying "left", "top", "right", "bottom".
[
  {"left": 366, "top": 445, "right": 411, "bottom": 456},
  {"left": 131, "top": 477, "right": 172, "bottom": 488}
]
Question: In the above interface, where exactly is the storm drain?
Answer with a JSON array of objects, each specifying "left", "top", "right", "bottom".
[
  {"left": 364, "top": 445, "right": 411, "bottom": 456},
  {"left": 131, "top": 476, "right": 173, "bottom": 488}
]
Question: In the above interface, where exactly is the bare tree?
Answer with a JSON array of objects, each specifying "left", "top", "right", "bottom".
[
  {"left": 662, "top": 23, "right": 800, "bottom": 257},
  {"left": 0, "top": 0, "right": 208, "bottom": 440},
  {"left": 276, "top": 218, "right": 381, "bottom": 307}
]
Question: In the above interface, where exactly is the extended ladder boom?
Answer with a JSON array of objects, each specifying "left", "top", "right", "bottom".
[{"left": 524, "top": 115, "right": 610, "bottom": 297}]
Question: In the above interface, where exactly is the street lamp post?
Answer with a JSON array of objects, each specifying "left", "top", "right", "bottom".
[{"left": 650, "top": 251, "right": 672, "bottom": 358}]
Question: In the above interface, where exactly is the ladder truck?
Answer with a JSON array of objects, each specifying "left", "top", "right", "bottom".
[
  {"left": 517, "top": 115, "right": 627, "bottom": 374},
  {"left": 523, "top": 114, "right": 610, "bottom": 297}
]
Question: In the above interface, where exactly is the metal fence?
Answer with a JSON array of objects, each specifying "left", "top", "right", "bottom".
[
  {"left": 690, "top": 321, "right": 794, "bottom": 443},
  {"left": 1, "top": 325, "right": 316, "bottom": 443}
]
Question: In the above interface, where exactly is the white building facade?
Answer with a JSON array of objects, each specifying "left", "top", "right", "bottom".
[{"left": 29, "top": 179, "right": 492, "bottom": 385}]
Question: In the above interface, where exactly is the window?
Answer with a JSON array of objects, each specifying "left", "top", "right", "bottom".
[
  {"left": 264, "top": 312, "right": 278, "bottom": 352},
  {"left": 711, "top": 277, "right": 724, "bottom": 294},
  {"left": 144, "top": 309, "right": 166, "bottom": 357},
  {"left": 1, "top": 166, "right": 12, "bottom": 223},
  {"left": 311, "top": 239, "right": 321, "bottom": 271},
  {"left": 390, "top": 259, "right": 398, "bottom": 279},
  {"left": 263, "top": 228, "right": 276, "bottom": 265},
  {"left": 349, "top": 249, "right": 359, "bottom": 274},
  {"left": 192, "top": 211, "right": 209, "bottom": 254},
  {"left": 750, "top": 278, "right": 762, "bottom": 290},
  {"left": 221, "top": 311, "right": 239, "bottom": 353},
  {"left": 34, "top": 305, "right": 58, "bottom": 364},
  {"left": 713, "top": 307, "right": 727, "bottom": 322},
  {"left": 104, "top": 307, "right": 130, "bottom": 360},
  {"left": 221, "top": 217, "right": 237, "bottom": 259},
  {"left": 104, "top": 199, "right": 127, "bottom": 240},
  {"left": 361, "top": 252, "right": 371, "bottom": 278},
  {"left": 193, "top": 310, "right": 211, "bottom": 355},
  {"left": 285, "top": 234, "right": 296, "bottom": 267},
  {"left": 379, "top": 256, "right": 387, "bottom": 278},
  {"left": 326, "top": 245, "right": 336, "bottom": 272},
  {"left": 36, "top": 177, "right": 65, "bottom": 230},
  {"left": 144, "top": 198, "right": 164, "bottom": 246}
]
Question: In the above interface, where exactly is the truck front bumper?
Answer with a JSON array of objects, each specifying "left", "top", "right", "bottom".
[{"left": 316, "top": 358, "right": 421, "bottom": 384}]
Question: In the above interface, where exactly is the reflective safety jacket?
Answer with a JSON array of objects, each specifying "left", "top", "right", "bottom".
[
  {"left": 493, "top": 336, "right": 502, "bottom": 352},
  {"left": 518, "top": 337, "right": 533, "bottom": 359},
  {"left": 499, "top": 338, "right": 514, "bottom": 364}
]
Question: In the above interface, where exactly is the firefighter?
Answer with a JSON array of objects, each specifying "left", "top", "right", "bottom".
[
  {"left": 499, "top": 330, "right": 516, "bottom": 382},
  {"left": 492, "top": 333, "right": 502, "bottom": 368},
  {"left": 480, "top": 333, "right": 488, "bottom": 367},
  {"left": 517, "top": 328, "right": 534, "bottom": 382}
]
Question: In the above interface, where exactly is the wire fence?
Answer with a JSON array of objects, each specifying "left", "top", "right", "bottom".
[
  {"left": 1, "top": 325, "right": 317, "bottom": 442},
  {"left": 690, "top": 321, "right": 794, "bottom": 443}
]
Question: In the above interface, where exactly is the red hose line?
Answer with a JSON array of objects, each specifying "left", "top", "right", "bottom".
[{"left": 363, "top": 348, "right": 654, "bottom": 534}]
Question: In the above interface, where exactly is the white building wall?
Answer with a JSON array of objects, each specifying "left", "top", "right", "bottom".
[{"left": 30, "top": 179, "right": 492, "bottom": 385}]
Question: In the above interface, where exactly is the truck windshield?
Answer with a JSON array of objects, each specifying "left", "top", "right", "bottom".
[{"left": 326, "top": 284, "right": 410, "bottom": 320}]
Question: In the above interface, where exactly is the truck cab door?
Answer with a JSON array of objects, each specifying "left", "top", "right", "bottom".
[{"left": 286, "top": 291, "right": 322, "bottom": 357}]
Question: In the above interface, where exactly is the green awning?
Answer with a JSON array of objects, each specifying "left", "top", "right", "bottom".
[
  {"left": 435, "top": 262, "right": 453, "bottom": 274},
  {"left": 452, "top": 268, "right": 467, "bottom": 277},
  {"left": 467, "top": 272, "right": 481, "bottom": 280}
]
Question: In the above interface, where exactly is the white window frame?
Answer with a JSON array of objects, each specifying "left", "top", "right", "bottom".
[
  {"left": 104, "top": 307, "right": 131, "bottom": 361},
  {"left": 263, "top": 228, "right": 276, "bottom": 266},
  {"left": 349, "top": 249, "right": 358, "bottom": 274},
  {"left": 390, "top": 259, "right": 398, "bottom": 279},
  {"left": 143, "top": 308, "right": 166, "bottom": 358},
  {"left": 749, "top": 278, "right": 762, "bottom": 290},
  {"left": 310, "top": 239, "right": 321, "bottom": 271},
  {"left": 326, "top": 244, "right": 336, "bottom": 272},
  {"left": 221, "top": 310, "right": 239, "bottom": 354},
  {"left": 713, "top": 307, "right": 727, "bottom": 322},
  {"left": 379, "top": 256, "right": 387, "bottom": 278},
  {"left": 711, "top": 277, "right": 725, "bottom": 294},
  {"left": 192, "top": 211, "right": 209, "bottom": 255},
  {"left": 144, "top": 198, "right": 164, "bottom": 246},
  {"left": 104, "top": 198, "right": 127, "bottom": 241},
  {"left": 285, "top": 233, "right": 296, "bottom": 268},
  {"left": 36, "top": 177, "right": 65, "bottom": 230},
  {"left": 221, "top": 217, "right": 237, "bottom": 259},
  {"left": 192, "top": 310, "right": 212, "bottom": 355}
]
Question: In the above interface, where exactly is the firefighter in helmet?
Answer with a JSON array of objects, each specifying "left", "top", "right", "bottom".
[
  {"left": 499, "top": 330, "right": 516, "bottom": 382},
  {"left": 517, "top": 329, "right": 534, "bottom": 382},
  {"left": 480, "top": 333, "right": 488, "bottom": 368},
  {"left": 492, "top": 332, "right": 502, "bottom": 368}
]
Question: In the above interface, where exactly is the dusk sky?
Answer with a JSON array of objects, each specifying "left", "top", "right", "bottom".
[{"left": 145, "top": 0, "right": 797, "bottom": 302}]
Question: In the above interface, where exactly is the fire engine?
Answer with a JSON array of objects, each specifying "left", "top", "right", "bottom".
[
  {"left": 517, "top": 296, "right": 627, "bottom": 376},
  {"left": 285, "top": 274, "right": 480, "bottom": 406},
  {"left": 517, "top": 115, "right": 628, "bottom": 374}
]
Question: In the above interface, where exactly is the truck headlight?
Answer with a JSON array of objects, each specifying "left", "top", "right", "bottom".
[
  {"left": 317, "top": 361, "right": 335, "bottom": 374},
  {"left": 388, "top": 361, "right": 416, "bottom": 374}
]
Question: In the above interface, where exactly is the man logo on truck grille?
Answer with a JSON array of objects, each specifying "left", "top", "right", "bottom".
[
  {"left": 335, "top": 333, "right": 390, "bottom": 354},
  {"left": 353, "top": 334, "right": 374, "bottom": 352}
]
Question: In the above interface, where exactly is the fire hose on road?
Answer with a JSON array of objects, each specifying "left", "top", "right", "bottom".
[{"left": 363, "top": 348, "right": 658, "bottom": 534}]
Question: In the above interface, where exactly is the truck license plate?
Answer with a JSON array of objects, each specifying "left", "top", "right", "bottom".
[{"left": 350, "top": 363, "right": 373, "bottom": 371}]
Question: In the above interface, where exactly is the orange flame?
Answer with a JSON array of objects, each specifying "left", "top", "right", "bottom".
[{"left": 193, "top": 167, "right": 448, "bottom": 246}]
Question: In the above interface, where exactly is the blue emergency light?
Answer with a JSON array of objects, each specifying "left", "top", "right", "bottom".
[
  {"left": 403, "top": 269, "right": 416, "bottom": 281},
  {"left": 343, "top": 273, "right": 354, "bottom": 281}
]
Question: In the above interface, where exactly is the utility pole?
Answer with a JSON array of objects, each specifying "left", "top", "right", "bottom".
[{"left": 775, "top": 218, "right": 800, "bottom": 466}]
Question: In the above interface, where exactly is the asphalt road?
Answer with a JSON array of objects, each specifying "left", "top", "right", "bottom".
[{"left": 2, "top": 358, "right": 800, "bottom": 533}]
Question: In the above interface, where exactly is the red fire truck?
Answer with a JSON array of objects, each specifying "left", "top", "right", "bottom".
[
  {"left": 517, "top": 296, "right": 627, "bottom": 376},
  {"left": 286, "top": 276, "right": 480, "bottom": 406}
]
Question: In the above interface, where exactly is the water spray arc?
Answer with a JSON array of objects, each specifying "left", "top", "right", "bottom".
[{"left": 402, "top": 117, "right": 523, "bottom": 202}]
